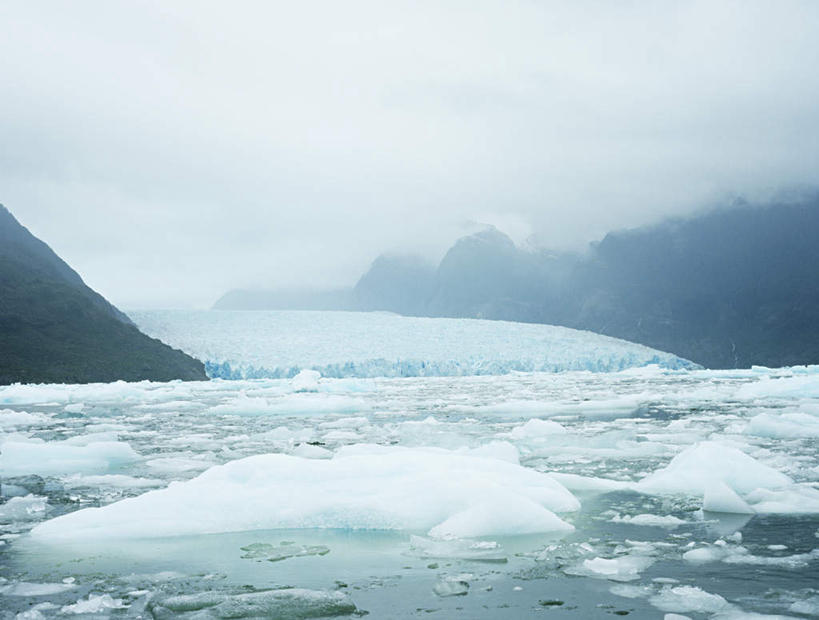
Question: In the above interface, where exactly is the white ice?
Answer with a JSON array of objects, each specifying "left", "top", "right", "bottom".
[
  {"left": 130, "top": 310, "right": 697, "bottom": 379},
  {"left": 30, "top": 444, "right": 579, "bottom": 542}
]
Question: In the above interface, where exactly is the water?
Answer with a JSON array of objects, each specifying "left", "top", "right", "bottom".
[{"left": 1, "top": 312, "right": 818, "bottom": 618}]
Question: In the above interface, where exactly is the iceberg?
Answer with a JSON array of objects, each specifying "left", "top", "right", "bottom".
[
  {"left": 130, "top": 310, "right": 698, "bottom": 379},
  {"left": 635, "top": 441, "right": 792, "bottom": 497},
  {"left": 31, "top": 444, "right": 579, "bottom": 542}
]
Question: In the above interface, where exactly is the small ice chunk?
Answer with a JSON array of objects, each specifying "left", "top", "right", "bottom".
[
  {"left": 409, "top": 535, "right": 507, "bottom": 563},
  {"left": 702, "top": 481, "right": 755, "bottom": 514},
  {"left": 577, "top": 555, "right": 655, "bottom": 581},
  {"left": 433, "top": 577, "right": 469, "bottom": 597},
  {"left": 240, "top": 542, "right": 330, "bottom": 562},
  {"left": 611, "top": 513, "right": 686, "bottom": 527},
  {"left": 682, "top": 546, "right": 727, "bottom": 564},
  {"left": 291, "top": 369, "right": 321, "bottom": 392},
  {"left": 0, "top": 410, "right": 50, "bottom": 429},
  {"left": 649, "top": 585, "right": 732, "bottom": 614},
  {"left": 0, "top": 495, "right": 47, "bottom": 521},
  {"left": 61, "top": 594, "right": 126, "bottom": 614},
  {"left": 507, "top": 419, "right": 567, "bottom": 440}
]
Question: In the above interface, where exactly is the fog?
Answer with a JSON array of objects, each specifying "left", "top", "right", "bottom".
[{"left": 1, "top": 1, "right": 818, "bottom": 307}]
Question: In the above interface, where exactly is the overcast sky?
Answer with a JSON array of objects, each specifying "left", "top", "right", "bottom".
[{"left": 2, "top": 1, "right": 818, "bottom": 308}]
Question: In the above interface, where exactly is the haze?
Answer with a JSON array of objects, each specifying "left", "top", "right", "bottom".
[{"left": 2, "top": 1, "right": 818, "bottom": 308}]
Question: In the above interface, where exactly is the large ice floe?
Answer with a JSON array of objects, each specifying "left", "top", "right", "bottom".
[
  {"left": 31, "top": 444, "right": 578, "bottom": 541},
  {"left": 3, "top": 311, "right": 819, "bottom": 618},
  {"left": 130, "top": 309, "right": 697, "bottom": 378}
]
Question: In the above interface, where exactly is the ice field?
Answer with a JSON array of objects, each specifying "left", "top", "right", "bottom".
[
  {"left": 1, "top": 312, "right": 818, "bottom": 618},
  {"left": 129, "top": 310, "right": 697, "bottom": 378}
]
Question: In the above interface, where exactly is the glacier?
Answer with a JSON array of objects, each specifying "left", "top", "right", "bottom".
[{"left": 129, "top": 310, "right": 698, "bottom": 379}]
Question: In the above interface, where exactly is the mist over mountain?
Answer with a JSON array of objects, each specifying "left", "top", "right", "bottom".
[
  {"left": 0, "top": 204, "right": 207, "bottom": 384},
  {"left": 353, "top": 255, "right": 436, "bottom": 316},
  {"left": 218, "top": 197, "right": 819, "bottom": 369}
]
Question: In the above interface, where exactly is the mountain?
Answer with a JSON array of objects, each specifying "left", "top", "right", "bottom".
[
  {"left": 347, "top": 197, "right": 819, "bottom": 369},
  {"left": 352, "top": 255, "right": 435, "bottom": 315},
  {"left": 0, "top": 204, "right": 207, "bottom": 384},
  {"left": 570, "top": 199, "right": 819, "bottom": 368}
]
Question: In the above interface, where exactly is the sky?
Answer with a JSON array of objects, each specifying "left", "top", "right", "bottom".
[{"left": 2, "top": 1, "right": 819, "bottom": 308}]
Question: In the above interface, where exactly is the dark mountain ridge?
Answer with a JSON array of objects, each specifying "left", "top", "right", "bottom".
[{"left": 0, "top": 204, "right": 207, "bottom": 384}]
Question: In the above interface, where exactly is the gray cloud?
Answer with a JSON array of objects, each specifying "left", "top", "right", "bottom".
[{"left": 2, "top": 1, "right": 818, "bottom": 307}]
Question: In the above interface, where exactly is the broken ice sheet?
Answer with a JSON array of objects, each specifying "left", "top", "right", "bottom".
[{"left": 239, "top": 541, "right": 330, "bottom": 562}]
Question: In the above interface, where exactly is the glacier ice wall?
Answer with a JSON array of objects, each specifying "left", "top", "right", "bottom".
[{"left": 129, "top": 310, "right": 698, "bottom": 380}]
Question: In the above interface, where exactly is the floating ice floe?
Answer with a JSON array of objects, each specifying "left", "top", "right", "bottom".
[
  {"left": 683, "top": 542, "right": 819, "bottom": 568},
  {"left": 409, "top": 535, "right": 508, "bottom": 562},
  {"left": 566, "top": 554, "right": 655, "bottom": 582},
  {"left": 30, "top": 444, "right": 579, "bottom": 542},
  {"left": 649, "top": 585, "right": 733, "bottom": 614},
  {"left": 0, "top": 437, "right": 141, "bottom": 476},
  {"left": 146, "top": 588, "right": 357, "bottom": 619},
  {"left": 744, "top": 411, "right": 819, "bottom": 439},
  {"left": 610, "top": 513, "right": 687, "bottom": 527},
  {"left": 635, "top": 441, "right": 793, "bottom": 496},
  {"left": 0, "top": 409, "right": 51, "bottom": 429}
]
